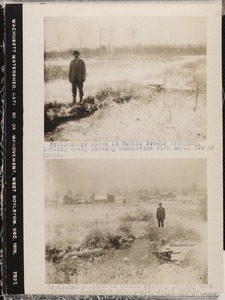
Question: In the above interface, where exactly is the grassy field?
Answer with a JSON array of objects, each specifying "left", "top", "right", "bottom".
[
  {"left": 44, "top": 55, "right": 206, "bottom": 141},
  {"left": 45, "top": 197, "right": 207, "bottom": 284}
]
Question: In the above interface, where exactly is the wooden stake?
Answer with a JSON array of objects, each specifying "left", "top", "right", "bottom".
[{"left": 193, "top": 84, "right": 199, "bottom": 111}]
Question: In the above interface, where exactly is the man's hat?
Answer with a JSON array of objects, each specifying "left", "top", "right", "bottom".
[{"left": 73, "top": 50, "right": 80, "bottom": 55}]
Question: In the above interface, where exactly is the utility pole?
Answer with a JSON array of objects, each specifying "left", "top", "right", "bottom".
[
  {"left": 79, "top": 28, "right": 82, "bottom": 49},
  {"left": 132, "top": 28, "right": 135, "bottom": 56},
  {"left": 57, "top": 31, "right": 62, "bottom": 52},
  {"left": 99, "top": 28, "right": 102, "bottom": 57},
  {"left": 108, "top": 29, "right": 111, "bottom": 57}
]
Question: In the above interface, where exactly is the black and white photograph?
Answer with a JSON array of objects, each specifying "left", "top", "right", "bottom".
[
  {"left": 44, "top": 16, "right": 207, "bottom": 141},
  {"left": 45, "top": 159, "right": 207, "bottom": 285},
  {"left": 19, "top": 1, "right": 222, "bottom": 295}
]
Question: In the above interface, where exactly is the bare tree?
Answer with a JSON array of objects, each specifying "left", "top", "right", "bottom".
[
  {"left": 187, "top": 71, "right": 206, "bottom": 111},
  {"left": 57, "top": 30, "right": 63, "bottom": 52},
  {"left": 131, "top": 27, "right": 136, "bottom": 55},
  {"left": 79, "top": 28, "right": 82, "bottom": 49},
  {"left": 99, "top": 27, "right": 102, "bottom": 57}
]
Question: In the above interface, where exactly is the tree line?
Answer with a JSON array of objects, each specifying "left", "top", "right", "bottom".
[{"left": 45, "top": 44, "right": 206, "bottom": 60}]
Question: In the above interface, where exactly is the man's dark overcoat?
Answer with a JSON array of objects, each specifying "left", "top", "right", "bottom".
[
  {"left": 69, "top": 59, "right": 86, "bottom": 83},
  {"left": 156, "top": 206, "right": 166, "bottom": 219}
]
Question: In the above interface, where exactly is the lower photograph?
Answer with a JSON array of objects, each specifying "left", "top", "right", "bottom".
[{"left": 45, "top": 159, "right": 207, "bottom": 285}]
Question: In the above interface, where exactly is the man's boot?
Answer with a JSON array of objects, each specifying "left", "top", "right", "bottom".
[
  {"left": 73, "top": 96, "right": 76, "bottom": 104},
  {"left": 79, "top": 96, "right": 83, "bottom": 105}
]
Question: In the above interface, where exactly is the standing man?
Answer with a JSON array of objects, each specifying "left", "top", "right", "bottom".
[
  {"left": 156, "top": 203, "right": 166, "bottom": 228},
  {"left": 69, "top": 50, "right": 86, "bottom": 104}
]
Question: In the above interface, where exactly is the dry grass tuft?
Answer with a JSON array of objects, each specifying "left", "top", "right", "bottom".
[{"left": 119, "top": 210, "right": 154, "bottom": 222}]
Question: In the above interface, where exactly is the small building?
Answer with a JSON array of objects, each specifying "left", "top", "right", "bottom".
[
  {"left": 90, "top": 193, "right": 115, "bottom": 204},
  {"left": 77, "top": 197, "right": 90, "bottom": 205},
  {"left": 63, "top": 194, "right": 78, "bottom": 205}
]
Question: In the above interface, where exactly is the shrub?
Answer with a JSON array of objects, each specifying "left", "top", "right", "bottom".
[
  {"left": 145, "top": 223, "right": 200, "bottom": 244},
  {"left": 83, "top": 226, "right": 134, "bottom": 251},
  {"left": 104, "top": 232, "right": 122, "bottom": 249},
  {"left": 95, "top": 80, "right": 156, "bottom": 105},
  {"left": 95, "top": 81, "right": 134, "bottom": 104},
  {"left": 83, "top": 229, "right": 105, "bottom": 249},
  {"left": 120, "top": 210, "right": 153, "bottom": 222},
  {"left": 182, "top": 59, "right": 205, "bottom": 71},
  {"left": 46, "top": 244, "right": 64, "bottom": 263},
  {"left": 199, "top": 199, "right": 207, "bottom": 221},
  {"left": 117, "top": 223, "right": 133, "bottom": 236},
  {"left": 137, "top": 210, "right": 153, "bottom": 221},
  {"left": 163, "top": 61, "right": 206, "bottom": 93},
  {"left": 44, "top": 65, "right": 68, "bottom": 82},
  {"left": 119, "top": 213, "right": 137, "bottom": 222},
  {"left": 166, "top": 225, "right": 200, "bottom": 242},
  {"left": 147, "top": 226, "right": 161, "bottom": 241}
]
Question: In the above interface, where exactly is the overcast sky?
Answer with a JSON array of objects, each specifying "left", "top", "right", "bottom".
[
  {"left": 45, "top": 159, "right": 206, "bottom": 196},
  {"left": 44, "top": 17, "right": 206, "bottom": 52}
]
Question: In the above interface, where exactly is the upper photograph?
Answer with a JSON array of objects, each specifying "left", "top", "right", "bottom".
[{"left": 44, "top": 16, "right": 206, "bottom": 141}]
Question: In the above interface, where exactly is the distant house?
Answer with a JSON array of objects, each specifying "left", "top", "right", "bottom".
[
  {"left": 63, "top": 194, "right": 78, "bottom": 205},
  {"left": 90, "top": 193, "right": 115, "bottom": 204},
  {"left": 78, "top": 198, "right": 90, "bottom": 205}
]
